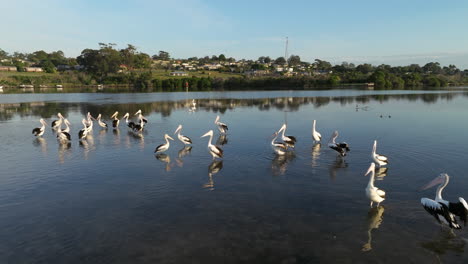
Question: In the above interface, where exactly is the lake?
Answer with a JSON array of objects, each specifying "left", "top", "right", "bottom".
[{"left": 1, "top": 89, "right": 468, "bottom": 263}]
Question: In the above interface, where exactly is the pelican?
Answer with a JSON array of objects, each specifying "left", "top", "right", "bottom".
[
  {"left": 214, "top": 115, "right": 228, "bottom": 134},
  {"left": 365, "top": 163, "right": 386, "bottom": 208},
  {"left": 372, "top": 140, "right": 388, "bottom": 167},
  {"left": 154, "top": 134, "right": 174, "bottom": 153},
  {"left": 61, "top": 119, "right": 71, "bottom": 133},
  {"left": 32, "top": 118, "right": 47, "bottom": 137},
  {"left": 78, "top": 118, "right": 89, "bottom": 140},
  {"left": 312, "top": 120, "right": 322, "bottom": 142},
  {"left": 328, "top": 130, "right": 350, "bottom": 156},
  {"left": 421, "top": 173, "right": 468, "bottom": 229},
  {"left": 271, "top": 131, "right": 288, "bottom": 155},
  {"left": 110, "top": 111, "right": 120, "bottom": 129},
  {"left": 51, "top": 113, "right": 64, "bottom": 129},
  {"left": 201, "top": 130, "right": 223, "bottom": 159},
  {"left": 85, "top": 112, "right": 93, "bottom": 131},
  {"left": 135, "top": 109, "right": 148, "bottom": 124},
  {"left": 278, "top": 124, "right": 296, "bottom": 147},
  {"left": 132, "top": 115, "right": 145, "bottom": 133},
  {"left": 96, "top": 114, "right": 108, "bottom": 128},
  {"left": 174, "top": 125, "right": 192, "bottom": 145},
  {"left": 122, "top": 113, "right": 135, "bottom": 130}
]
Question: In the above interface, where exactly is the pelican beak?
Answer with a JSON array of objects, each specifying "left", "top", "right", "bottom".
[
  {"left": 174, "top": 126, "right": 181, "bottom": 135},
  {"left": 365, "top": 163, "right": 375, "bottom": 176},
  {"left": 201, "top": 132, "right": 210, "bottom": 138},
  {"left": 420, "top": 175, "right": 445, "bottom": 191},
  {"left": 168, "top": 136, "right": 174, "bottom": 141}
]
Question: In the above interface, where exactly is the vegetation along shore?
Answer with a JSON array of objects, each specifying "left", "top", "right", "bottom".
[{"left": 1, "top": 43, "right": 467, "bottom": 92}]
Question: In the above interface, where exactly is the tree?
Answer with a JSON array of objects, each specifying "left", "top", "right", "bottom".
[
  {"left": 356, "top": 63, "right": 374, "bottom": 74},
  {"left": 77, "top": 44, "right": 122, "bottom": 79},
  {"left": 288, "top": 55, "right": 301, "bottom": 66},
  {"left": 422, "top": 62, "right": 441, "bottom": 74},
  {"left": 42, "top": 60, "right": 56, "bottom": 73},
  {"left": 218, "top": 54, "right": 226, "bottom": 61},
  {"left": 0, "top": 49, "right": 8, "bottom": 60},
  {"left": 153, "top": 50, "right": 170, "bottom": 60},
  {"left": 314, "top": 59, "right": 332, "bottom": 70},
  {"left": 264, "top": 56, "right": 271, "bottom": 64},
  {"left": 274, "top": 57, "right": 286, "bottom": 65}
]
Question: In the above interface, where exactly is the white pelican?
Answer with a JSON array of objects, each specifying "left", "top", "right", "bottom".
[
  {"left": 214, "top": 115, "right": 228, "bottom": 134},
  {"left": 174, "top": 125, "right": 192, "bottom": 145},
  {"left": 278, "top": 124, "right": 296, "bottom": 147},
  {"left": 328, "top": 130, "right": 350, "bottom": 156},
  {"left": 271, "top": 131, "right": 288, "bottom": 155},
  {"left": 110, "top": 111, "right": 120, "bottom": 129},
  {"left": 135, "top": 109, "right": 148, "bottom": 124},
  {"left": 85, "top": 112, "right": 93, "bottom": 131},
  {"left": 56, "top": 118, "right": 71, "bottom": 142},
  {"left": 96, "top": 114, "right": 108, "bottom": 128},
  {"left": 201, "top": 130, "right": 223, "bottom": 159},
  {"left": 371, "top": 140, "right": 388, "bottom": 167},
  {"left": 78, "top": 118, "right": 89, "bottom": 140},
  {"left": 51, "top": 113, "right": 64, "bottom": 129},
  {"left": 312, "top": 120, "right": 322, "bottom": 142},
  {"left": 61, "top": 119, "right": 71, "bottom": 133},
  {"left": 154, "top": 134, "right": 174, "bottom": 153},
  {"left": 365, "top": 162, "right": 386, "bottom": 208},
  {"left": 32, "top": 118, "right": 47, "bottom": 137},
  {"left": 421, "top": 173, "right": 468, "bottom": 229}
]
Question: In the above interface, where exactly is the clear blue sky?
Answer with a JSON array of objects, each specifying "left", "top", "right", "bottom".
[{"left": 2, "top": 0, "right": 468, "bottom": 68}]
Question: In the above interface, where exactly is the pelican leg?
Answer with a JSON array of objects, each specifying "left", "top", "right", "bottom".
[
  {"left": 370, "top": 201, "right": 373, "bottom": 208},
  {"left": 377, "top": 202, "right": 380, "bottom": 207}
]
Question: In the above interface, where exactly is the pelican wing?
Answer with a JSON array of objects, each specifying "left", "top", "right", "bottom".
[
  {"left": 376, "top": 154, "right": 388, "bottom": 162},
  {"left": 112, "top": 119, "right": 119, "bottom": 128},
  {"left": 209, "top": 144, "right": 223, "bottom": 158},
  {"left": 376, "top": 189, "right": 386, "bottom": 198},
  {"left": 154, "top": 143, "right": 165, "bottom": 153},
  {"left": 421, "top": 198, "right": 461, "bottom": 229},
  {"left": 218, "top": 122, "right": 228, "bottom": 131},
  {"left": 180, "top": 135, "right": 192, "bottom": 144},
  {"left": 449, "top": 198, "right": 468, "bottom": 226},
  {"left": 32, "top": 127, "right": 41, "bottom": 135}
]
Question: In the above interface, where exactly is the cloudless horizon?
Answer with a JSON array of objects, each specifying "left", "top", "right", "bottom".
[{"left": 2, "top": 0, "right": 468, "bottom": 69}]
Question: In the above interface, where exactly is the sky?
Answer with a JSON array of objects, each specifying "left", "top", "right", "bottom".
[{"left": 2, "top": 0, "right": 468, "bottom": 68}]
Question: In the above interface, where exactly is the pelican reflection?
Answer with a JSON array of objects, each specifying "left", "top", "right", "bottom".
[
  {"left": 311, "top": 143, "right": 321, "bottom": 167},
  {"left": 328, "top": 156, "right": 348, "bottom": 181},
  {"left": 112, "top": 128, "right": 120, "bottom": 146},
  {"left": 271, "top": 152, "right": 296, "bottom": 176},
  {"left": 58, "top": 142, "right": 71, "bottom": 164},
  {"left": 33, "top": 137, "right": 48, "bottom": 155},
  {"left": 155, "top": 153, "right": 172, "bottom": 171},
  {"left": 128, "top": 131, "right": 145, "bottom": 150},
  {"left": 376, "top": 167, "right": 388, "bottom": 180},
  {"left": 175, "top": 146, "right": 193, "bottom": 167},
  {"left": 204, "top": 160, "right": 223, "bottom": 190},
  {"left": 421, "top": 229, "right": 466, "bottom": 256},
  {"left": 216, "top": 134, "right": 228, "bottom": 146},
  {"left": 362, "top": 206, "right": 385, "bottom": 252}
]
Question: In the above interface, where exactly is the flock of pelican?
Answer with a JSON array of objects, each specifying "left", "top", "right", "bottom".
[{"left": 32, "top": 111, "right": 467, "bottom": 230}]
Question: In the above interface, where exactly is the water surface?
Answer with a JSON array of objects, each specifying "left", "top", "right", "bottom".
[{"left": 1, "top": 90, "right": 468, "bottom": 263}]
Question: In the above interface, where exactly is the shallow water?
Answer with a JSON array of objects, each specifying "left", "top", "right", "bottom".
[{"left": 1, "top": 90, "right": 468, "bottom": 263}]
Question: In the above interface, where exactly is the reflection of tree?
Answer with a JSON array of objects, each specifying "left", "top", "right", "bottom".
[{"left": 0, "top": 92, "right": 463, "bottom": 121}]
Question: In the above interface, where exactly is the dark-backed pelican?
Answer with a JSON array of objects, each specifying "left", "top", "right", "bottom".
[
  {"left": 154, "top": 134, "right": 174, "bottom": 153},
  {"left": 312, "top": 120, "right": 322, "bottom": 142},
  {"left": 278, "top": 123, "right": 296, "bottom": 147},
  {"left": 174, "top": 125, "right": 192, "bottom": 145},
  {"left": 61, "top": 119, "right": 71, "bottom": 133},
  {"left": 365, "top": 163, "right": 386, "bottom": 208},
  {"left": 372, "top": 140, "right": 388, "bottom": 167},
  {"left": 122, "top": 113, "right": 136, "bottom": 130},
  {"left": 201, "top": 130, "right": 223, "bottom": 159},
  {"left": 214, "top": 115, "right": 228, "bottom": 134},
  {"left": 51, "top": 113, "right": 64, "bottom": 130},
  {"left": 78, "top": 118, "right": 89, "bottom": 140},
  {"left": 110, "top": 111, "right": 120, "bottom": 129},
  {"left": 32, "top": 118, "right": 47, "bottom": 137},
  {"left": 328, "top": 130, "right": 350, "bottom": 156},
  {"left": 271, "top": 131, "right": 288, "bottom": 155},
  {"left": 96, "top": 114, "right": 108, "bottom": 128},
  {"left": 421, "top": 173, "right": 468, "bottom": 229},
  {"left": 135, "top": 109, "right": 148, "bottom": 124},
  {"left": 85, "top": 112, "right": 94, "bottom": 131}
]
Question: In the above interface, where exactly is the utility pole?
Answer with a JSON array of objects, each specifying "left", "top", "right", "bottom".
[{"left": 284, "top": 37, "right": 289, "bottom": 66}]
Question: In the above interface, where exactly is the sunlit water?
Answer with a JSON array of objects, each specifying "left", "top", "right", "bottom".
[{"left": 1, "top": 89, "right": 468, "bottom": 263}]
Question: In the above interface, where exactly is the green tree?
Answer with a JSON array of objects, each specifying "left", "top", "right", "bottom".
[
  {"left": 288, "top": 55, "right": 301, "bottom": 66},
  {"left": 218, "top": 54, "right": 226, "bottom": 61},
  {"left": 275, "top": 57, "right": 286, "bottom": 65}
]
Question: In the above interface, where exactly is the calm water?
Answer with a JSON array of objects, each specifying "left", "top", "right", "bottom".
[{"left": 1, "top": 89, "right": 468, "bottom": 263}]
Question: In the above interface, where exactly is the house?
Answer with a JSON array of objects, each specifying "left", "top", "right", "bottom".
[
  {"left": 203, "top": 64, "right": 222, "bottom": 70},
  {"left": 170, "top": 71, "right": 188, "bottom": 76},
  {"left": 0, "top": 66, "right": 17, "bottom": 72},
  {"left": 24, "top": 67, "right": 43, "bottom": 72}
]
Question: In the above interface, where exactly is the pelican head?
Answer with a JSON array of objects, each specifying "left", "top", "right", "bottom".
[
  {"left": 329, "top": 130, "right": 339, "bottom": 144},
  {"left": 122, "top": 113, "right": 129, "bottom": 119},
  {"left": 57, "top": 113, "right": 64, "bottom": 119},
  {"left": 97, "top": 114, "right": 102, "bottom": 120},
  {"left": 81, "top": 118, "right": 88, "bottom": 126},
  {"left": 40, "top": 118, "right": 48, "bottom": 126},
  {"left": 365, "top": 163, "right": 376, "bottom": 176},
  {"left": 164, "top": 134, "right": 174, "bottom": 141},
  {"left": 135, "top": 109, "right": 142, "bottom": 116},
  {"left": 214, "top": 115, "right": 220, "bottom": 124},
  {"left": 201, "top": 130, "right": 214, "bottom": 138},
  {"left": 111, "top": 111, "right": 119, "bottom": 119},
  {"left": 174, "top": 124, "right": 182, "bottom": 135},
  {"left": 421, "top": 173, "right": 449, "bottom": 190}
]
